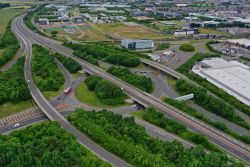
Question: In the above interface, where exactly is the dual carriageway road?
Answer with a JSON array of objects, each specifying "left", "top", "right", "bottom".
[{"left": 13, "top": 14, "right": 250, "bottom": 164}]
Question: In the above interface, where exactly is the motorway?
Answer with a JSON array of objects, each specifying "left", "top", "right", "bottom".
[
  {"left": 141, "top": 57, "right": 250, "bottom": 123},
  {"left": 13, "top": 15, "right": 250, "bottom": 163},
  {"left": 13, "top": 17, "right": 132, "bottom": 167}
]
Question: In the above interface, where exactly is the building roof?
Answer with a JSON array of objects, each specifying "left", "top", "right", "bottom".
[
  {"left": 193, "top": 58, "right": 250, "bottom": 106},
  {"left": 122, "top": 39, "right": 153, "bottom": 43}
]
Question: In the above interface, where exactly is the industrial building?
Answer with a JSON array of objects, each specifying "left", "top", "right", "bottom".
[
  {"left": 121, "top": 39, "right": 154, "bottom": 50},
  {"left": 38, "top": 18, "right": 49, "bottom": 25},
  {"left": 174, "top": 28, "right": 198, "bottom": 37},
  {"left": 193, "top": 58, "right": 250, "bottom": 106}
]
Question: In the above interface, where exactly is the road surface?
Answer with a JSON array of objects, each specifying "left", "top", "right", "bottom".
[
  {"left": 14, "top": 15, "right": 250, "bottom": 163},
  {"left": 13, "top": 16, "right": 132, "bottom": 167}
]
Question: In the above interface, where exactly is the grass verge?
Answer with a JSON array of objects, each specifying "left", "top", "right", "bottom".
[{"left": 0, "top": 100, "right": 33, "bottom": 119}]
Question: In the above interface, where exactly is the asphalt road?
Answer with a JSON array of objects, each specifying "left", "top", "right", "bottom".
[
  {"left": 13, "top": 17, "right": 132, "bottom": 167},
  {"left": 1, "top": 109, "right": 194, "bottom": 149},
  {"left": 157, "top": 73, "right": 250, "bottom": 135},
  {"left": 14, "top": 15, "right": 250, "bottom": 163},
  {"left": 141, "top": 58, "right": 250, "bottom": 123}
]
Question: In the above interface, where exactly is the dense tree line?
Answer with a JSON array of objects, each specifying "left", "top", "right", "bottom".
[
  {"left": 177, "top": 53, "right": 250, "bottom": 117},
  {"left": 156, "top": 43, "right": 170, "bottom": 50},
  {"left": 85, "top": 76, "right": 127, "bottom": 105},
  {"left": 0, "top": 122, "right": 111, "bottom": 167},
  {"left": 0, "top": 57, "right": 30, "bottom": 104},
  {"left": 107, "top": 66, "right": 153, "bottom": 93},
  {"left": 164, "top": 98, "right": 250, "bottom": 144},
  {"left": 24, "top": 5, "right": 45, "bottom": 31},
  {"left": 105, "top": 54, "right": 140, "bottom": 67},
  {"left": 176, "top": 80, "right": 250, "bottom": 130},
  {"left": 0, "top": 21, "right": 20, "bottom": 67},
  {"left": 0, "top": 3, "right": 10, "bottom": 9},
  {"left": 53, "top": 53, "right": 81, "bottom": 73},
  {"left": 0, "top": 22, "right": 18, "bottom": 48},
  {"left": 142, "top": 107, "right": 219, "bottom": 151},
  {"left": 179, "top": 43, "right": 195, "bottom": 52},
  {"left": 68, "top": 109, "right": 243, "bottom": 167},
  {"left": 32, "top": 45, "right": 64, "bottom": 91},
  {"left": 66, "top": 42, "right": 149, "bottom": 67}
]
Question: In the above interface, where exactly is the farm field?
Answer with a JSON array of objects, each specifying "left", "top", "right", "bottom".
[
  {"left": 0, "top": 7, "right": 26, "bottom": 36},
  {"left": 45, "top": 23, "right": 110, "bottom": 42},
  {"left": 96, "top": 22, "right": 169, "bottom": 39}
]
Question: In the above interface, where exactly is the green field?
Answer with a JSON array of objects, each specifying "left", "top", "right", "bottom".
[
  {"left": 199, "top": 28, "right": 229, "bottom": 36},
  {"left": 42, "top": 84, "right": 65, "bottom": 100},
  {"left": 0, "top": 100, "right": 33, "bottom": 119},
  {"left": 0, "top": 7, "right": 26, "bottom": 36},
  {"left": 75, "top": 82, "right": 129, "bottom": 108},
  {"left": 96, "top": 22, "right": 169, "bottom": 39}
]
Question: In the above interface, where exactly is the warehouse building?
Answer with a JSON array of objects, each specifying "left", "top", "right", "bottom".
[
  {"left": 38, "top": 18, "right": 49, "bottom": 25},
  {"left": 193, "top": 58, "right": 250, "bottom": 106},
  {"left": 121, "top": 39, "right": 154, "bottom": 50}
]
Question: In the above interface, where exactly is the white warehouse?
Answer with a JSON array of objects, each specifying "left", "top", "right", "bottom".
[
  {"left": 193, "top": 58, "right": 250, "bottom": 106},
  {"left": 121, "top": 39, "right": 154, "bottom": 50}
]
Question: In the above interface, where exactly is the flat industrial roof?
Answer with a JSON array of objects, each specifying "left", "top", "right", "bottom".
[{"left": 193, "top": 58, "right": 250, "bottom": 106}]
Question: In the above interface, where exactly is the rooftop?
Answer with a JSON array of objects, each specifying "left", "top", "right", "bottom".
[{"left": 193, "top": 58, "right": 250, "bottom": 106}]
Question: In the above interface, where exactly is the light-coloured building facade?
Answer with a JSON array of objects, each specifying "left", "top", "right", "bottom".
[{"left": 121, "top": 39, "right": 154, "bottom": 50}]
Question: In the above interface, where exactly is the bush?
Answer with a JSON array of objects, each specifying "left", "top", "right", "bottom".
[
  {"left": 105, "top": 54, "right": 140, "bottom": 67},
  {"left": 23, "top": 5, "right": 45, "bottom": 31},
  {"left": 0, "top": 20, "right": 20, "bottom": 67},
  {"left": 85, "top": 76, "right": 127, "bottom": 105},
  {"left": 0, "top": 57, "right": 31, "bottom": 104},
  {"left": 53, "top": 53, "right": 81, "bottom": 73},
  {"left": 0, "top": 45, "right": 19, "bottom": 67},
  {"left": 32, "top": 45, "right": 64, "bottom": 91},
  {"left": 175, "top": 80, "right": 250, "bottom": 130},
  {"left": 157, "top": 43, "right": 170, "bottom": 50},
  {"left": 67, "top": 109, "right": 242, "bottom": 167},
  {"left": 142, "top": 107, "right": 219, "bottom": 152},
  {"left": 179, "top": 43, "right": 195, "bottom": 52},
  {"left": 164, "top": 98, "right": 250, "bottom": 144},
  {"left": 0, "top": 122, "right": 111, "bottom": 167},
  {"left": 67, "top": 43, "right": 145, "bottom": 67},
  {"left": 107, "top": 66, "right": 153, "bottom": 93}
]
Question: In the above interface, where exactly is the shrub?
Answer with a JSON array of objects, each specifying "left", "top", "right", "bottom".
[
  {"left": 179, "top": 43, "right": 195, "bottom": 52},
  {"left": 53, "top": 53, "right": 81, "bottom": 73},
  {"left": 32, "top": 44, "right": 64, "bottom": 91},
  {"left": 85, "top": 76, "right": 127, "bottom": 105},
  {"left": 107, "top": 66, "right": 153, "bottom": 93}
]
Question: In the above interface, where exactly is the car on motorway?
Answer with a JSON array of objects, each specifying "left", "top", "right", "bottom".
[{"left": 13, "top": 123, "right": 20, "bottom": 128}]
